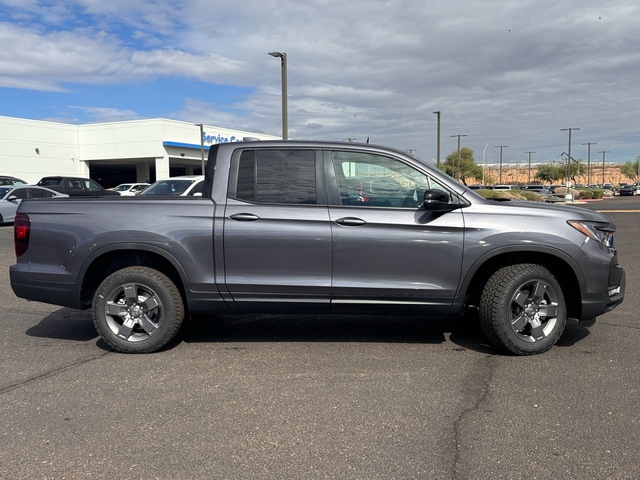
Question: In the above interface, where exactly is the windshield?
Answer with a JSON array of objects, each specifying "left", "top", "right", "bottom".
[
  {"left": 0, "top": 186, "right": 13, "bottom": 198},
  {"left": 113, "top": 184, "right": 132, "bottom": 191},
  {"left": 140, "top": 179, "right": 195, "bottom": 195}
]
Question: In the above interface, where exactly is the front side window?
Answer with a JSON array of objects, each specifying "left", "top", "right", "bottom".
[
  {"left": 9, "top": 188, "right": 29, "bottom": 200},
  {"left": 232, "top": 149, "right": 317, "bottom": 205},
  {"left": 331, "top": 151, "right": 446, "bottom": 208},
  {"left": 87, "top": 180, "right": 104, "bottom": 192}
]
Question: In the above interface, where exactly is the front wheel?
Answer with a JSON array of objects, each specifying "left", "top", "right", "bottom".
[
  {"left": 479, "top": 264, "right": 566, "bottom": 355},
  {"left": 92, "top": 266, "right": 184, "bottom": 353}
]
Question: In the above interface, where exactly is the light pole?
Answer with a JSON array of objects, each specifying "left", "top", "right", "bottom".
[
  {"left": 195, "top": 123, "right": 205, "bottom": 174},
  {"left": 268, "top": 51, "right": 288, "bottom": 140},
  {"left": 561, "top": 128, "right": 579, "bottom": 186},
  {"left": 451, "top": 134, "right": 467, "bottom": 181},
  {"left": 482, "top": 143, "right": 489, "bottom": 185},
  {"left": 525, "top": 151, "right": 535, "bottom": 185},
  {"left": 495, "top": 145, "right": 508, "bottom": 184},
  {"left": 582, "top": 142, "right": 597, "bottom": 186},
  {"left": 433, "top": 111, "right": 441, "bottom": 168},
  {"left": 598, "top": 151, "right": 609, "bottom": 186}
]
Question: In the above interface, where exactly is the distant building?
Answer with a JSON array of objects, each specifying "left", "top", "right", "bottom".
[{"left": 0, "top": 116, "right": 280, "bottom": 187}]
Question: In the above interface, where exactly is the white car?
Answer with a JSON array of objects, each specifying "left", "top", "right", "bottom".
[
  {"left": 110, "top": 183, "right": 150, "bottom": 196},
  {"left": 138, "top": 176, "right": 204, "bottom": 197},
  {"left": 0, "top": 185, "right": 68, "bottom": 224}
]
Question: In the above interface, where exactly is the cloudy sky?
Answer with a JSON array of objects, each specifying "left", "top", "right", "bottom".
[{"left": 1, "top": 0, "right": 638, "bottom": 166}]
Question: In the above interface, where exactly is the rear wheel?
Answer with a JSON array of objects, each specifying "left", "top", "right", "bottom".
[
  {"left": 92, "top": 266, "right": 184, "bottom": 353},
  {"left": 479, "top": 264, "right": 566, "bottom": 355}
]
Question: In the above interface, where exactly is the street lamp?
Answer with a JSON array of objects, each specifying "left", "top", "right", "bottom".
[
  {"left": 194, "top": 123, "right": 205, "bottom": 174},
  {"left": 525, "top": 151, "right": 535, "bottom": 185},
  {"left": 598, "top": 151, "right": 610, "bottom": 186},
  {"left": 451, "top": 134, "right": 467, "bottom": 181},
  {"left": 495, "top": 145, "right": 508, "bottom": 184},
  {"left": 561, "top": 128, "right": 579, "bottom": 186},
  {"left": 582, "top": 142, "right": 597, "bottom": 186},
  {"left": 268, "top": 51, "right": 288, "bottom": 140},
  {"left": 433, "top": 111, "right": 441, "bottom": 168}
]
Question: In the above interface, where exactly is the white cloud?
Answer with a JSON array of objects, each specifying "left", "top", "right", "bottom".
[{"left": 1, "top": 0, "right": 639, "bottom": 161}]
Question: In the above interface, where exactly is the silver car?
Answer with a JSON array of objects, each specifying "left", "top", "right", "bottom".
[{"left": 0, "top": 185, "right": 67, "bottom": 224}]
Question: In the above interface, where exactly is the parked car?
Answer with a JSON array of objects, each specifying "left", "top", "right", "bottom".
[
  {"left": 525, "top": 185, "right": 552, "bottom": 195},
  {"left": 602, "top": 183, "right": 614, "bottom": 191},
  {"left": 492, "top": 185, "right": 518, "bottom": 190},
  {"left": 0, "top": 185, "right": 68, "bottom": 223},
  {"left": 110, "top": 183, "right": 150, "bottom": 196},
  {"left": 138, "top": 175, "right": 204, "bottom": 197},
  {"left": 36, "top": 176, "right": 120, "bottom": 197},
  {"left": 618, "top": 184, "right": 640, "bottom": 196},
  {"left": 467, "top": 184, "right": 486, "bottom": 190},
  {"left": 0, "top": 175, "right": 28, "bottom": 186}
]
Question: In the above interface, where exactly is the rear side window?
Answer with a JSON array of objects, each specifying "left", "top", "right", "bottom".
[
  {"left": 29, "top": 188, "right": 55, "bottom": 198},
  {"left": 232, "top": 149, "right": 317, "bottom": 205},
  {"left": 39, "top": 178, "right": 62, "bottom": 186}
]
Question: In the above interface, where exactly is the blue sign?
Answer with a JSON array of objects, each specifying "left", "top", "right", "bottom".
[{"left": 202, "top": 132, "right": 242, "bottom": 145}]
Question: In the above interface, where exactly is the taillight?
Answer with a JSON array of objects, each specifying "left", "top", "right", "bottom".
[{"left": 14, "top": 213, "right": 31, "bottom": 257}]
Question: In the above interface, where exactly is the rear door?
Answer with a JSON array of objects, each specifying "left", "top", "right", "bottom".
[
  {"left": 222, "top": 147, "right": 332, "bottom": 312},
  {"left": 325, "top": 149, "right": 465, "bottom": 314}
]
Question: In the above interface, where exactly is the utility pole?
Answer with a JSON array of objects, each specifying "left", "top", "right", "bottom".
[
  {"left": 433, "top": 111, "right": 441, "bottom": 168},
  {"left": 582, "top": 142, "right": 597, "bottom": 186},
  {"left": 495, "top": 145, "right": 508, "bottom": 184},
  {"left": 195, "top": 123, "right": 205, "bottom": 174},
  {"left": 451, "top": 134, "right": 467, "bottom": 181},
  {"left": 598, "top": 151, "right": 609, "bottom": 185},
  {"left": 561, "top": 128, "right": 579, "bottom": 186},
  {"left": 525, "top": 151, "right": 535, "bottom": 185}
]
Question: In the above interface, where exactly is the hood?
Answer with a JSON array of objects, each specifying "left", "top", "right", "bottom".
[{"left": 473, "top": 197, "right": 615, "bottom": 225}]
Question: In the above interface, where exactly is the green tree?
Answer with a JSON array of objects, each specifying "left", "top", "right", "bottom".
[
  {"left": 535, "top": 163, "right": 565, "bottom": 183},
  {"left": 440, "top": 147, "right": 483, "bottom": 185},
  {"left": 569, "top": 159, "right": 584, "bottom": 184},
  {"left": 620, "top": 157, "right": 640, "bottom": 183}
]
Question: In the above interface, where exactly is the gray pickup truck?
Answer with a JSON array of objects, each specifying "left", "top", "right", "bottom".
[{"left": 10, "top": 140, "right": 625, "bottom": 355}]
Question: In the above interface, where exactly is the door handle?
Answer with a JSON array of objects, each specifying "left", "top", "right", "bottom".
[
  {"left": 335, "top": 217, "right": 367, "bottom": 226},
  {"left": 229, "top": 213, "right": 260, "bottom": 221}
]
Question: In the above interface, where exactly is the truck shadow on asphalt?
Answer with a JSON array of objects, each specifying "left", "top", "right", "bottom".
[
  {"left": 25, "top": 309, "right": 97, "bottom": 341},
  {"left": 180, "top": 313, "right": 591, "bottom": 354},
  {"left": 25, "top": 309, "right": 591, "bottom": 355}
]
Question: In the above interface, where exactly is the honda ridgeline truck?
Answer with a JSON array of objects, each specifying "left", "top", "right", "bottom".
[{"left": 10, "top": 140, "right": 625, "bottom": 355}]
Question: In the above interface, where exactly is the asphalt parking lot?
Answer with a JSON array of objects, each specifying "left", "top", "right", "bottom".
[{"left": 0, "top": 197, "right": 639, "bottom": 479}]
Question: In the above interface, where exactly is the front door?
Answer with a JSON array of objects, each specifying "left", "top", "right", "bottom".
[{"left": 326, "top": 149, "right": 465, "bottom": 314}]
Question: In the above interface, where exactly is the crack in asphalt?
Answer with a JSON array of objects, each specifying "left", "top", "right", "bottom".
[
  {"left": 600, "top": 320, "right": 640, "bottom": 330},
  {"left": 0, "top": 351, "right": 112, "bottom": 395},
  {"left": 451, "top": 354, "right": 495, "bottom": 480}
]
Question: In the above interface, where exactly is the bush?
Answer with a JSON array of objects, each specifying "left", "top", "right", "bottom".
[
  {"left": 475, "top": 189, "right": 544, "bottom": 202},
  {"left": 579, "top": 190, "right": 594, "bottom": 200}
]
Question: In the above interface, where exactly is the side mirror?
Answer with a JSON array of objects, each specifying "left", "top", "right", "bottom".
[
  {"left": 7, "top": 195, "right": 19, "bottom": 202},
  {"left": 423, "top": 189, "right": 456, "bottom": 211}
]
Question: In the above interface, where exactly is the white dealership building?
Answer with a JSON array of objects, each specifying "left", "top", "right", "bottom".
[{"left": 0, "top": 116, "right": 280, "bottom": 187}]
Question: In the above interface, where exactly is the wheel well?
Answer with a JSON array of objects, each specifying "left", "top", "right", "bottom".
[
  {"left": 80, "top": 250, "right": 185, "bottom": 308},
  {"left": 465, "top": 252, "right": 582, "bottom": 319}
]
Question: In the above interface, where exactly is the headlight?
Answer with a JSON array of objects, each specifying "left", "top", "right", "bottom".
[{"left": 567, "top": 220, "right": 614, "bottom": 247}]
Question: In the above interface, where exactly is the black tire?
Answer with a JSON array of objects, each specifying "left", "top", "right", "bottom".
[
  {"left": 92, "top": 266, "right": 184, "bottom": 353},
  {"left": 479, "top": 264, "right": 566, "bottom": 355}
]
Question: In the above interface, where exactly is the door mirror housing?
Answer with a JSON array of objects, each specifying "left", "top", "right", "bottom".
[{"left": 423, "top": 189, "right": 463, "bottom": 212}]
